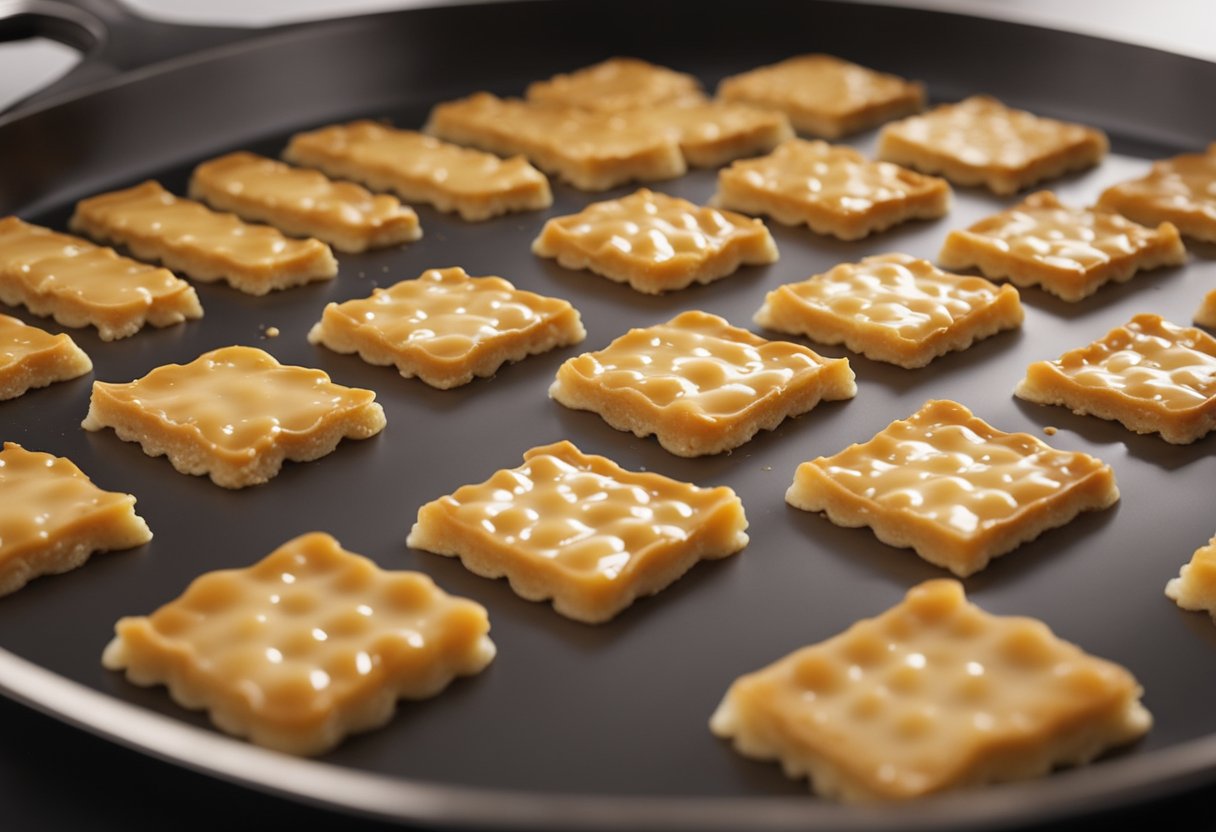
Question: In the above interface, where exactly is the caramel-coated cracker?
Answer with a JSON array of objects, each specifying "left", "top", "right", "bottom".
[
  {"left": 526, "top": 57, "right": 706, "bottom": 111},
  {"left": 877, "top": 96, "right": 1108, "bottom": 195},
  {"left": 102, "top": 532, "right": 495, "bottom": 755},
  {"left": 754, "top": 254, "right": 1023, "bottom": 368},
  {"left": 189, "top": 152, "right": 421, "bottom": 253},
  {"left": 1166, "top": 535, "right": 1216, "bottom": 621},
  {"left": 70, "top": 181, "right": 337, "bottom": 296},
  {"left": 409, "top": 440, "right": 748, "bottom": 623},
  {"left": 786, "top": 400, "right": 1119, "bottom": 576},
  {"left": 0, "top": 217, "right": 202, "bottom": 341},
  {"left": 717, "top": 54, "right": 925, "bottom": 139},
  {"left": 1097, "top": 143, "right": 1216, "bottom": 243},
  {"left": 0, "top": 443, "right": 151, "bottom": 597},
  {"left": 550, "top": 310, "right": 856, "bottom": 457},
  {"left": 532, "top": 189, "right": 778, "bottom": 294},
  {"left": 1015, "top": 314, "right": 1216, "bottom": 444},
  {"left": 81, "top": 346, "right": 386, "bottom": 488},
  {"left": 710, "top": 579, "right": 1150, "bottom": 801},
  {"left": 714, "top": 139, "right": 950, "bottom": 240},
  {"left": 283, "top": 121, "right": 551, "bottom": 221},
  {"left": 308, "top": 267, "right": 585, "bottom": 389},
  {"left": 1197, "top": 289, "right": 1216, "bottom": 328},
  {"left": 938, "top": 191, "right": 1186, "bottom": 301},
  {"left": 0, "top": 313, "right": 91, "bottom": 401}
]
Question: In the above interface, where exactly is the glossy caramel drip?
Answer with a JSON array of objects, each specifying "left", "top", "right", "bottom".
[
  {"left": 711, "top": 579, "right": 1150, "bottom": 801},
  {"left": 526, "top": 57, "right": 705, "bottom": 111},
  {"left": 102, "top": 532, "right": 495, "bottom": 755}
]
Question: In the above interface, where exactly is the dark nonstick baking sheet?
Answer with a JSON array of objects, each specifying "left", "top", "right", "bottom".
[{"left": 1, "top": 1, "right": 1214, "bottom": 829}]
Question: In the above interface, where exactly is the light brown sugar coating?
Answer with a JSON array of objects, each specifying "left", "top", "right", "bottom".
[
  {"left": 713, "top": 139, "right": 951, "bottom": 240},
  {"left": 81, "top": 346, "right": 386, "bottom": 488},
  {"left": 1166, "top": 535, "right": 1216, "bottom": 620},
  {"left": 877, "top": 96, "right": 1108, "bottom": 195},
  {"left": 426, "top": 93, "right": 686, "bottom": 191},
  {"left": 1097, "top": 143, "right": 1216, "bottom": 242},
  {"left": 526, "top": 57, "right": 706, "bottom": 111},
  {"left": 0, "top": 313, "right": 92, "bottom": 401},
  {"left": 754, "top": 254, "right": 1023, "bottom": 368},
  {"left": 409, "top": 440, "right": 748, "bottom": 623},
  {"left": 69, "top": 181, "right": 336, "bottom": 296},
  {"left": 0, "top": 443, "right": 152, "bottom": 597},
  {"left": 1015, "top": 314, "right": 1216, "bottom": 444},
  {"left": 308, "top": 267, "right": 585, "bottom": 389},
  {"left": 102, "top": 532, "right": 495, "bottom": 755},
  {"left": 189, "top": 152, "right": 421, "bottom": 253},
  {"left": 283, "top": 121, "right": 551, "bottom": 221},
  {"left": 938, "top": 191, "right": 1186, "bottom": 302},
  {"left": 717, "top": 54, "right": 925, "bottom": 139},
  {"left": 786, "top": 399, "right": 1119, "bottom": 576},
  {"left": 0, "top": 217, "right": 202, "bottom": 341},
  {"left": 710, "top": 579, "right": 1151, "bottom": 801},
  {"left": 532, "top": 189, "right": 778, "bottom": 294},
  {"left": 1197, "top": 289, "right": 1216, "bottom": 328},
  {"left": 550, "top": 310, "right": 856, "bottom": 457}
]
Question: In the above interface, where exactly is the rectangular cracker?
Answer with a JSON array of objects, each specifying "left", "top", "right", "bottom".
[
  {"left": 0, "top": 217, "right": 202, "bottom": 341},
  {"left": 532, "top": 188, "right": 778, "bottom": 294},
  {"left": 0, "top": 312, "right": 92, "bottom": 401},
  {"left": 786, "top": 399, "right": 1119, "bottom": 576},
  {"left": 1015, "top": 314, "right": 1216, "bottom": 444},
  {"left": 0, "top": 442, "right": 151, "bottom": 597},
  {"left": 408, "top": 440, "right": 748, "bottom": 623},
  {"left": 754, "top": 253, "right": 1023, "bottom": 368},
  {"left": 938, "top": 191, "right": 1186, "bottom": 301},
  {"left": 713, "top": 139, "right": 950, "bottom": 240},
  {"left": 710, "top": 579, "right": 1150, "bottom": 801},
  {"left": 620, "top": 101, "right": 793, "bottom": 168},
  {"left": 283, "top": 120, "right": 552, "bottom": 221},
  {"left": 717, "top": 53, "right": 925, "bottom": 139},
  {"left": 189, "top": 151, "right": 421, "bottom": 253},
  {"left": 81, "top": 345, "right": 386, "bottom": 488},
  {"left": 550, "top": 310, "right": 856, "bottom": 457},
  {"left": 70, "top": 181, "right": 337, "bottom": 296},
  {"left": 102, "top": 532, "right": 495, "bottom": 755},
  {"left": 526, "top": 57, "right": 706, "bottom": 111},
  {"left": 877, "top": 96, "right": 1108, "bottom": 195},
  {"left": 1097, "top": 143, "right": 1216, "bottom": 243},
  {"left": 308, "top": 266, "right": 585, "bottom": 389}
]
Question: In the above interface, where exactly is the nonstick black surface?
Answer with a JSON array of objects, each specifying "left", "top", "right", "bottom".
[{"left": 1, "top": 1, "right": 1215, "bottom": 829}]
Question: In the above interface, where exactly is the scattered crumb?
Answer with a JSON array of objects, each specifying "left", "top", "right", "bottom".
[
  {"left": 262, "top": 326, "right": 280, "bottom": 339},
  {"left": 1043, "top": 426, "right": 1058, "bottom": 436}
]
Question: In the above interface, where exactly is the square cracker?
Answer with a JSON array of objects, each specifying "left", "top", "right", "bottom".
[
  {"left": 102, "top": 532, "right": 495, "bottom": 755},
  {"left": 408, "top": 440, "right": 748, "bottom": 623},
  {"left": 710, "top": 579, "right": 1150, "bottom": 801},
  {"left": 550, "top": 310, "right": 856, "bottom": 457},
  {"left": 877, "top": 96, "right": 1108, "bottom": 195},
  {"left": 754, "top": 253, "right": 1023, "bottom": 368},
  {"left": 526, "top": 57, "right": 705, "bottom": 111},
  {"left": 786, "top": 399, "right": 1119, "bottom": 576},
  {"left": 0, "top": 312, "right": 91, "bottom": 401},
  {"left": 1097, "top": 143, "right": 1216, "bottom": 243}
]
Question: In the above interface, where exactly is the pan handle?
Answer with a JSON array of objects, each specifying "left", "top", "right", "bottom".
[{"left": 0, "top": 0, "right": 257, "bottom": 116}]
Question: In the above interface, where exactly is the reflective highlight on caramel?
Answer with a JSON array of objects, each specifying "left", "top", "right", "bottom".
[
  {"left": 532, "top": 188, "right": 778, "bottom": 294},
  {"left": 189, "top": 152, "right": 421, "bottom": 253},
  {"left": 69, "top": 181, "right": 336, "bottom": 295},
  {"left": 717, "top": 53, "right": 925, "bottom": 138},
  {"left": 786, "top": 399, "right": 1118, "bottom": 576},
  {"left": 82, "top": 346, "right": 386, "bottom": 488},
  {"left": 714, "top": 139, "right": 950, "bottom": 240},
  {"left": 1098, "top": 143, "right": 1216, "bottom": 242},
  {"left": 0, "top": 217, "right": 202, "bottom": 341},
  {"left": 308, "top": 266, "right": 585, "bottom": 389},
  {"left": 1016, "top": 314, "right": 1216, "bottom": 444},
  {"left": 0, "top": 442, "right": 151, "bottom": 596},
  {"left": 938, "top": 191, "right": 1186, "bottom": 301},
  {"left": 550, "top": 310, "right": 856, "bottom": 457},
  {"left": 754, "top": 253, "right": 1023, "bottom": 368},
  {"left": 526, "top": 57, "right": 705, "bottom": 111},
  {"left": 710, "top": 579, "right": 1151, "bottom": 802},
  {"left": 877, "top": 96, "right": 1108, "bottom": 194},
  {"left": 102, "top": 532, "right": 495, "bottom": 755},
  {"left": 283, "top": 121, "right": 551, "bottom": 221},
  {"left": 0, "top": 312, "right": 92, "bottom": 401},
  {"left": 409, "top": 440, "right": 748, "bottom": 623}
]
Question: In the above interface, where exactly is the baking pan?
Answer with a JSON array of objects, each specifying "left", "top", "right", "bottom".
[{"left": 1, "top": 1, "right": 1214, "bottom": 829}]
